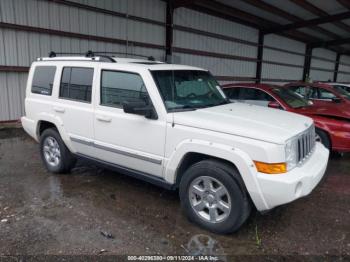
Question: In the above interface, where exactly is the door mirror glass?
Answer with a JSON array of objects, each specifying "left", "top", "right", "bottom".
[
  {"left": 122, "top": 99, "right": 158, "bottom": 119},
  {"left": 268, "top": 101, "right": 281, "bottom": 109}
]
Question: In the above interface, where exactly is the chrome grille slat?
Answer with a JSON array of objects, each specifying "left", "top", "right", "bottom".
[{"left": 296, "top": 125, "right": 315, "bottom": 165}]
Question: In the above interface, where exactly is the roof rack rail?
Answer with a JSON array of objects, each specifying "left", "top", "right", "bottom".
[
  {"left": 91, "top": 51, "right": 155, "bottom": 61},
  {"left": 47, "top": 50, "right": 116, "bottom": 63},
  {"left": 44, "top": 50, "right": 156, "bottom": 63}
]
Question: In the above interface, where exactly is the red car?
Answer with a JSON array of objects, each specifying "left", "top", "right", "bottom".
[
  {"left": 284, "top": 82, "right": 350, "bottom": 108},
  {"left": 222, "top": 83, "right": 350, "bottom": 153}
]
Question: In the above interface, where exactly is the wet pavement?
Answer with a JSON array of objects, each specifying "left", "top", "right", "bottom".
[{"left": 0, "top": 128, "right": 349, "bottom": 257}]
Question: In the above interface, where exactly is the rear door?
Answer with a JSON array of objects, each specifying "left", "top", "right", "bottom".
[{"left": 53, "top": 65, "right": 96, "bottom": 156}]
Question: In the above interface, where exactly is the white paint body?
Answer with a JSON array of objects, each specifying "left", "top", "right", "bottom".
[{"left": 22, "top": 58, "right": 329, "bottom": 211}]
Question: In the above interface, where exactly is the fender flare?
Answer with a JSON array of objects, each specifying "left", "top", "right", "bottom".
[
  {"left": 35, "top": 113, "right": 75, "bottom": 152},
  {"left": 164, "top": 139, "right": 269, "bottom": 210}
]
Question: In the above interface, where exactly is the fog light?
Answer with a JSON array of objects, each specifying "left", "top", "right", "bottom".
[{"left": 295, "top": 182, "right": 302, "bottom": 197}]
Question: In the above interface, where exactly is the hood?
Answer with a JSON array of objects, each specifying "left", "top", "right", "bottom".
[
  {"left": 173, "top": 103, "right": 313, "bottom": 144},
  {"left": 296, "top": 103, "right": 350, "bottom": 119}
]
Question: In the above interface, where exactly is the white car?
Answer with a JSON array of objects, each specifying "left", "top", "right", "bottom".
[{"left": 21, "top": 53, "right": 329, "bottom": 233}]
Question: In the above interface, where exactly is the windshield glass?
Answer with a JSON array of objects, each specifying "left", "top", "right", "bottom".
[
  {"left": 151, "top": 70, "right": 228, "bottom": 112},
  {"left": 332, "top": 85, "right": 350, "bottom": 100},
  {"left": 272, "top": 87, "right": 310, "bottom": 108}
]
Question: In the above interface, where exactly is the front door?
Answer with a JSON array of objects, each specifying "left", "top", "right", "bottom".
[{"left": 93, "top": 69, "right": 166, "bottom": 177}]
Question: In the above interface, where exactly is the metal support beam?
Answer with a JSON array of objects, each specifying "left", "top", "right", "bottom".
[
  {"left": 173, "top": 0, "right": 196, "bottom": 8},
  {"left": 333, "top": 53, "right": 341, "bottom": 82},
  {"left": 303, "top": 45, "right": 313, "bottom": 81},
  {"left": 243, "top": 0, "right": 340, "bottom": 39},
  {"left": 338, "top": 0, "right": 350, "bottom": 10},
  {"left": 264, "top": 11, "right": 350, "bottom": 34},
  {"left": 311, "top": 37, "right": 350, "bottom": 48},
  {"left": 165, "top": 0, "right": 174, "bottom": 62},
  {"left": 256, "top": 31, "right": 264, "bottom": 83},
  {"left": 290, "top": 0, "right": 350, "bottom": 34}
]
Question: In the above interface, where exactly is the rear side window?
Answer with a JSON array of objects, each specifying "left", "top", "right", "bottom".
[
  {"left": 224, "top": 87, "right": 241, "bottom": 99},
  {"left": 241, "top": 88, "right": 273, "bottom": 101},
  {"left": 59, "top": 67, "right": 94, "bottom": 102},
  {"left": 100, "top": 70, "right": 148, "bottom": 108},
  {"left": 318, "top": 88, "right": 337, "bottom": 99},
  {"left": 31, "top": 66, "right": 56, "bottom": 95}
]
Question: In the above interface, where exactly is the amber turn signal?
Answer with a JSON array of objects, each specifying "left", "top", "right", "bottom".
[{"left": 254, "top": 161, "right": 287, "bottom": 174}]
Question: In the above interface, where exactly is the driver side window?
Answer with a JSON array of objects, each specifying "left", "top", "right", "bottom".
[
  {"left": 290, "top": 86, "right": 310, "bottom": 98},
  {"left": 318, "top": 88, "right": 336, "bottom": 99},
  {"left": 101, "top": 70, "right": 150, "bottom": 108},
  {"left": 240, "top": 88, "right": 273, "bottom": 107}
]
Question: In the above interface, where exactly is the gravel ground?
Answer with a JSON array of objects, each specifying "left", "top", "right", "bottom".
[{"left": 0, "top": 128, "right": 349, "bottom": 259}]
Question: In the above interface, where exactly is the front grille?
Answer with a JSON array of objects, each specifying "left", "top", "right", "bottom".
[{"left": 297, "top": 125, "right": 316, "bottom": 163}]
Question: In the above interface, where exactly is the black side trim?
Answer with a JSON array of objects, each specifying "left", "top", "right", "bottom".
[{"left": 75, "top": 153, "right": 175, "bottom": 190}]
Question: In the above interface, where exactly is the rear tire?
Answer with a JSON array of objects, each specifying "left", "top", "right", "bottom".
[
  {"left": 40, "top": 128, "right": 76, "bottom": 173},
  {"left": 316, "top": 128, "right": 331, "bottom": 150},
  {"left": 179, "top": 159, "right": 251, "bottom": 234}
]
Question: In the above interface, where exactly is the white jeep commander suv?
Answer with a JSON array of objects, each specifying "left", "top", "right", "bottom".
[{"left": 22, "top": 52, "right": 329, "bottom": 233}]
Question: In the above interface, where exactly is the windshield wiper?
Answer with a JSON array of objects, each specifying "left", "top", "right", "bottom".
[{"left": 169, "top": 105, "right": 198, "bottom": 112}]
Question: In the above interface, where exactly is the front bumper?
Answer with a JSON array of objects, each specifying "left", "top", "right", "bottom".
[{"left": 255, "top": 142, "right": 329, "bottom": 211}]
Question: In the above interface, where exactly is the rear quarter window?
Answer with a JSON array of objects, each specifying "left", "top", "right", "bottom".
[{"left": 31, "top": 66, "right": 56, "bottom": 96}]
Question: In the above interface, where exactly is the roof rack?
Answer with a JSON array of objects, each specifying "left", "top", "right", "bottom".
[
  {"left": 45, "top": 50, "right": 155, "bottom": 62},
  {"left": 47, "top": 51, "right": 116, "bottom": 62},
  {"left": 90, "top": 51, "right": 155, "bottom": 61}
]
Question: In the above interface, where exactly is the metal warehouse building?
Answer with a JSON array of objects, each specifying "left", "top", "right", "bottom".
[{"left": 1, "top": 0, "right": 350, "bottom": 122}]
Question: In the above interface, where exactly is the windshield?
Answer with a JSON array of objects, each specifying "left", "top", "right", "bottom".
[
  {"left": 332, "top": 85, "right": 350, "bottom": 100},
  {"left": 151, "top": 70, "right": 228, "bottom": 112},
  {"left": 272, "top": 87, "right": 310, "bottom": 108}
]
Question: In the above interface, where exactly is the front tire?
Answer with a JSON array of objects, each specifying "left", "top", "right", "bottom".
[
  {"left": 179, "top": 160, "right": 251, "bottom": 234},
  {"left": 40, "top": 128, "right": 76, "bottom": 173}
]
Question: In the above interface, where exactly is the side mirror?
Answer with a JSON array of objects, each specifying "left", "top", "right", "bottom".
[
  {"left": 268, "top": 101, "right": 281, "bottom": 109},
  {"left": 122, "top": 99, "right": 158, "bottom": 120},
  {"left": 332, "top": 97, "right": 341, "bottom": 103}
]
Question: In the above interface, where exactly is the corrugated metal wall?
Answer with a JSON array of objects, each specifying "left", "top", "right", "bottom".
[
  {"left": 1, "top": 0, "right": 350, "bottom": 121},
  {"left": 173, "top": 7, "right": 258, "bottom": 85},
  {"left": 338, "top": 55, "right": 350, "bottom": 82},
  {"left": 262, "top": 34, "right": 306, "bottom": 84},
  {"left": 309, "top": 48, "right": 337, "bottom": 81}
]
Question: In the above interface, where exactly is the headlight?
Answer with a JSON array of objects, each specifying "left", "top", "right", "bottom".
[{"left": 285, "top": 138, "right": 298, "bottom": 171}]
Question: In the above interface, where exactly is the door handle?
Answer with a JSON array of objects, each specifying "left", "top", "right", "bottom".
[
  {"left": 96, "top": 115, "right": 112, "bottom": 123},
  {"left": 53, "top": 107, "right": 65, "bottom": 113}
]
